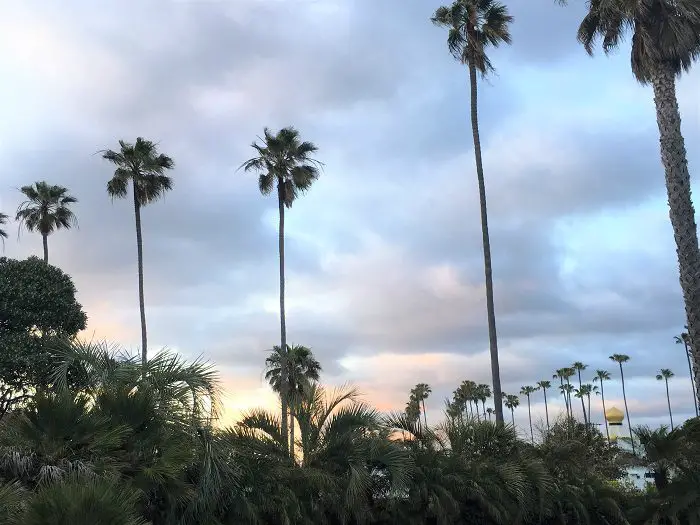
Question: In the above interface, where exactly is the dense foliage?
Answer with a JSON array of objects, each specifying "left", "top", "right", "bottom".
[
  {"left": 0, "top": 257, "right": 87, "bottom": 418},
  {"left": 0, "top": 340, "right": 697, "bottom": 525}
]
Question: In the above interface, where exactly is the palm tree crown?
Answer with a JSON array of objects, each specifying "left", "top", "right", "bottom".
[
  {"left": 577, "top": 0, "right": 700, "bottom": 84},
  {"left": 240, "top": 126, "right": 322, "bottom": 208},
  {"left": 15, "top": 181, "right": 78, "bottom": 262},
  {"left": 0, "top": 212, "right": 8, "bottom": 246},
  {"left": 432, "top": 0, "right": 513, "bottom": 75},
  {"left": 102, "top": 138, "right": 174, "bottom": 204}
]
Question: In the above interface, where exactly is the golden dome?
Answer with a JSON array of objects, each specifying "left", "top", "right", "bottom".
[{"left": 605, "top": 406, "right": 625, "bottom": 425}]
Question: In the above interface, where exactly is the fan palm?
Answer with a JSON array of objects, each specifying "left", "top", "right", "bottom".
[
  {"left": 610, "top": 354, "right": 635, "bottom": 453},
  {"left": 656, "top": 368, "right": 675, "bottom": 429},
  {"left": 536, "top": 380, "right": 551, "bottom": 431},
  {"left": 15, "top": 181, "right": 77, "bottom": 263},
  {"left": 0, "top": 212, "right": 8, "bottom": 248},
  {"left": 572, "top": 362, "right": 588, "bottom": 424},
  {"left": 432, "top": 0, "right": 512, "bottom": 424},
  {"left": 264, "top": 344, "right": 321, "bottom": 460},
  {"left": 593, "top": 370, "right": 612, "bottom": 442},
  {"left": 410, "top": 383, "right": 432, "bottom": 427},
  {"left": 520, "top": 385, "right": 537, "bottom": 443},
  {"left": 675, "top": 329, "right": 699, "bottom": 416},
  {"left": 503, "top": 393, "right": 519, "bottom": 427},
  {"left": 577, "top": 0, "right": 700, "bottom": 412},
  {"left": 241, "top": 127, "right": 322, "bottom": 452},
  {"left": 101, "top": 138, "right": 174, "bottom": 367}
]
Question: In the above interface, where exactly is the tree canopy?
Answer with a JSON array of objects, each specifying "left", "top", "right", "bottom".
[{"left": 0, "top": 257, "right": 87, "bottom": 416}]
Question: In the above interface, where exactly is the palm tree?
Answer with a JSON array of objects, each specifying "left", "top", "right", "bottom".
[
  {"left": 476, "top": 383, "right": 492, "bottom": 419},
  {"left": 0, "top": 212, "right": 8, "bottom": 248},
  {"left": 411, "top": 383, "right": 432, "bottom": 427},
  {"left": 554, "top": 369, "right": 570, "bottom": 418},
  {"left": 572, "top": 362, "right": 588, "bottom": 424},
  {"left": 265, "top": 344, "right": 322, "bottom": 460},
  {"left": 15, "top": 181, "right": 78, "bottom": 263},
  {"left": 610, "top": 354, "right": 635, "bottom": 454},
  {"left": 519, "top": 385, "right": 536, "bottom": 443},
  {"left": 536, "top": 380, "right": 551, "bottom": 431},
  {"left": 486, "top": 407, "right": 494, "bottom": 420},
  {"left": 577, "top": 0, "right": 700, "bottom": 411},
  {"left": 101, "top": 138, "right": 174, "bottom": 367},
  {"left": 675, "top": 330, "right": 699, "bottom": 417},
  {"left": 656, "top": 368, "right": 676, "bottom": 430},
  {"left": 575, "top": 384, "right": 597, "bottom": 429},
  {"left": 593, "top": 370, "right": 611, "bottom": 442},
  {"left": 241, "top": 127, "right": 322, "bottom": 451},
  {"left": 432, "top": 0, "right": 512, "bottom": 424},
  {"left": 502, "top": 393, "right": 519, "bottom": 427}
]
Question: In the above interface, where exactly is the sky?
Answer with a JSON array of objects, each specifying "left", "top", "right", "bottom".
[{"left": 0, "top": 0, "right": 699, "bottom": 434}]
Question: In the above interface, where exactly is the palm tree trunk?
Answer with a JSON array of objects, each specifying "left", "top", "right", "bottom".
[
  {"left": 543, "top": 388, "right": 550, "bottom": 431},
  {"left": 527, "top": 396, "right": 533, "bottom": 443},
  {"left": 683, "top": 339, "right": 699, "bottom": 416},
  {"left": 510, "top": 408, "right": 515, "bottom": 427},
  {"left": 586, "top": 394, "right": 591, "bottom": 427},
  {"left": 132, "top": 190, "right": 148, "bottom": 368},
  {"left": 468, "top": 59, "right": 503, "bottom": 424},
  {"left": 277, "top": 184, "right": 289, "bottom": 454},
  {"left": 665, "top": 378, "right": 674, "bottom": 430},
  {"left": 42, "top": 233, "right": 48, "bottom": 263},
  {"left": 289, "top": 405, "right": 295, "bottom": 461},
  {"left": 422, "top": 399, "right": 428, "bottom": 428},
  {"left": 619, "top": 363, "right": 635, "bottom": 454},
  {"left": 601, "top": 381, "right": 610, "bottom": 442},
  {"left": 577, "top": 371, "right": 587, "bottom": 424},
  {"left": 650, "top": 63, "right": 700, "bottom": 412}
]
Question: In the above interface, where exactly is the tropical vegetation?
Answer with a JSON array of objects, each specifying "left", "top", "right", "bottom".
[{"left": 1, "top": 0, "right": 700, "bottom": 522}]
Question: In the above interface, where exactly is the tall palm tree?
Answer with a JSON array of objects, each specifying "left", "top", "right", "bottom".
[
  {"left": 536, "top": 380, "right": 551, "bottom": 430},
  {"left": 477, "top": 383, "right": 492, "bottom": 419},
  {"left": 675, "top": 330, "right": 699, "bottom": 416},
  {"left": 241, "top": 127, "right": 322, "bottom": 450},
  {"left": 572, "top": 361, "right": 589, "bottom": 424},
  {"left": 15, "top": 181, "right": 77, "bottom": 263},
  {"left": 411, "top": 383, "right": 432, "bottom": 427},
  {"left": 0, "top": 212, "right": 8, "bottom": 248},
  {"left": 575, "top": 384, "right": 597, "bottom": 429},
  {"left": 656, "top": 368, "right": 676, "bottom": 430},
  {"left": 502, "top": 393, "right": 519, "bottom": 427},
  {"left": 577, "top": 0, "right": 700, "bottom": 411},
  {"left": 432, "top": 0, "right": 512, "bottom": 424},
  {"left": 553, "top": 369, "right": 569, "bottom": 418},
  {"left": 101, "top": 138, "right": 174, "bottom": 367},
  {"left": 593, "top": 369, "right": 611, "bottom": 442},
  {"left": 610, "top": 354, "right": 635, "bottom": 454},
  {"left": 519, "top": 385, "right": 536, "bottom": 443},
  {"left": 265, "top": 344, "right": 322, "bottom": 460}
]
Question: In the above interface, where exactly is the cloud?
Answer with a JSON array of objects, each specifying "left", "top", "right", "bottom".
[{"left": 0, "top": 0, "right": 698, "bottom": 429}]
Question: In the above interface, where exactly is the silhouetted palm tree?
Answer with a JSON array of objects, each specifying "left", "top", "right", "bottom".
[
  {"left": 0, "top": 212, "right": 8, "bottom": 248},
  {"left": 432, "top": 0, "right": 512, "bottom": 423},
  {"left": 241, "top": 127, "right": 322, "bottom": 452},
  {"left": 536, "top": 380, "right": 551, "bottom": 431},
  {"left": 15, "top": 181, "right": 77, "bottom": 263},
  {"left": 520, "top": 385, "right": 536, "bottom": 443},
  {"left": 656, "top": 368, "right": 675, "bottom": 430},
  {"left": 675, "top": 330, "right": 699, "bottom": 417},
  {"left": 265, "top": 344, "right": 322, "bottom": 460},
  {"left": 503, "top": 393, "right": 519, "bottom": 427},
  {"left": 411, "top": 383, "right": 432, "bottom": 427},
  {"left": 593, "top": 369, "right": 611, "bottom": 442},
  {"left": 101, "top": 138, "right": 174, "bottom": 367},
  {"left": 577, "top": 0, "right": 700, "bottom": 410},
  {"left": 610, "top": 354, "right": 635, "bottom": 454},
  {"left": 572, "top": 361, "right": 588, "bottom": 424}
]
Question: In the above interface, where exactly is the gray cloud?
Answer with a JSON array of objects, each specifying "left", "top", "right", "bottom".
[{"left": 0, "top": 0, "right": 698, "bottom": 425}]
